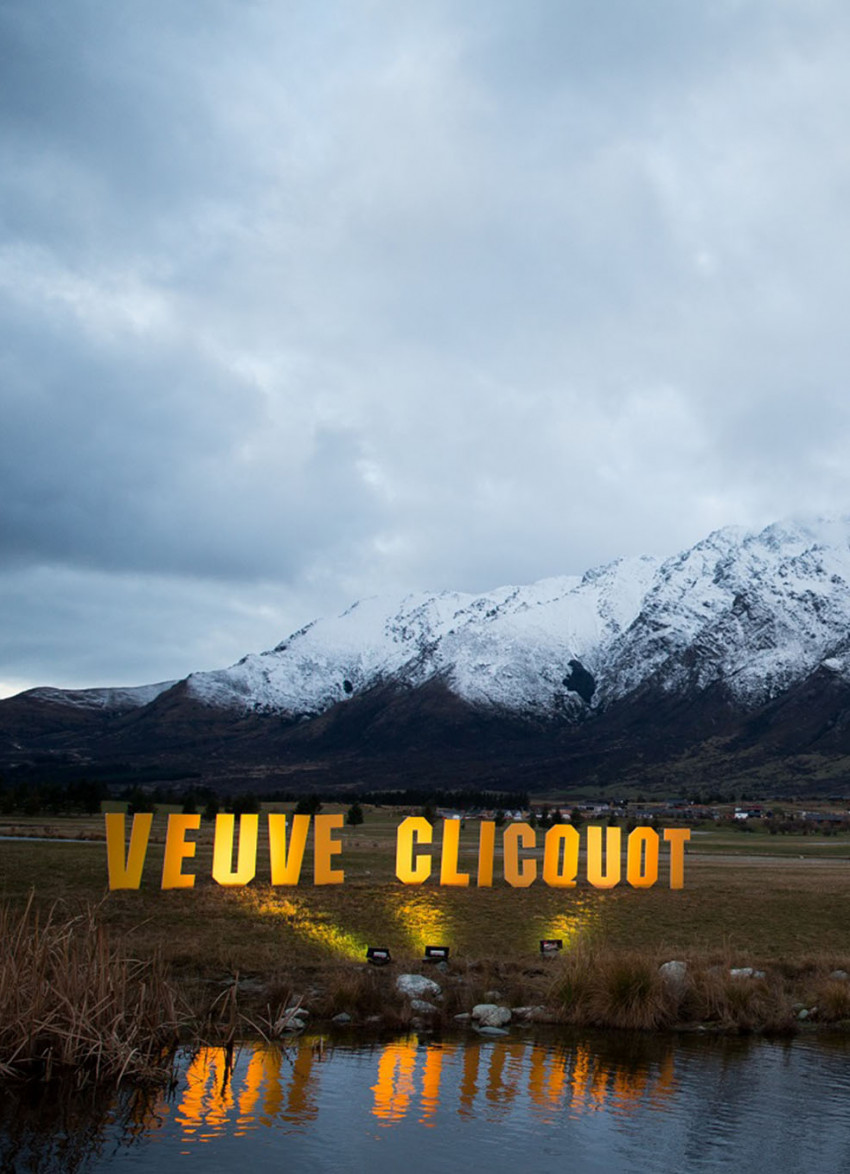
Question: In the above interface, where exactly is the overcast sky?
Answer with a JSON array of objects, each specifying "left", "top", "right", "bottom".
[{"left": 3, "top": 0, "right": 850, "bottom": 695}]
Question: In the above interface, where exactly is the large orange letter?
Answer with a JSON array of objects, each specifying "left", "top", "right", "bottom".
[
  {"left": 664, "top": 827, "right": 691, "bottom": 889},
  {"left": 268, "top": 813, "right": 310, "bottom": 885},
  {"left": 105, "top": 812, "right": 152, "bottom": 890},
  {"left": 627, "top": 827, "right": 659, "bottom": 889},
  {"left": 161, "top": 814, "right": 200, "bottom": 889},
  {"left": 503, "top": 823, "right": 537, "bottom": 888},
  {"left": 314, "top": 813, "right": 345, "bottom": 884},
  {"left": 439, "top": 819, "right": 470, "bottom": 886},
  {"left": 396, "top": 816, "right": 433, "bottom": 884},
  {"left": 586, "top": 826, "right": 622, "bottom": 889},
  {"left": 477, "top": 820, "right": 495, "bottom": 887},
  {"left": 212, "top": 813, "right": 258, "bottom": 886},
  {"left": 542, "top": 824, "right": 579, "bottom": 888}
]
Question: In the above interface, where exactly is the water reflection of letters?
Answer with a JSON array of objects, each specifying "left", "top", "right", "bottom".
[
  {"left": 154, "top": 1037, "right": 675, "bottom": 1144},
  {"left": 371, "top": 1041, "right": 674, "bottom": 1125}
]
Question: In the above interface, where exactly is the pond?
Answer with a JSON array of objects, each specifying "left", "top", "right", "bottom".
[{"left": 3, "top": 1030, "right": 850, "bottom": 1172}]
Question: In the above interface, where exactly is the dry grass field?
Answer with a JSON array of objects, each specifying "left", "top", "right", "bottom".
[
  {"left": 2, "top": 807, "right": 850, "bottom": 976},
  {"left": 3, "top": 807, "right": 850, "bottom": 1063}
]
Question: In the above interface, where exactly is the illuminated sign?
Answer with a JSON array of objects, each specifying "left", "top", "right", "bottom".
[{"left": 104, "top": 814, "right": 690, "bottom": 891}]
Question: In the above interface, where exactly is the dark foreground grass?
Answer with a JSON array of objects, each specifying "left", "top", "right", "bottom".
[{"left": 0, "top": 896, "right": 183, "bottom": 1086}]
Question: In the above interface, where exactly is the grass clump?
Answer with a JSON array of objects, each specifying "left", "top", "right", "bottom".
[
  {"left": 810, "top": 978, "right": 850, "bottom": 1022},
  {"left": 687, "top": 966, "right": 793, "bottom": 1034},
  {"left": 551, "top": 947, "right": 677, "bottom": 1030},
  {"left": 0, "top": 896, "right": 184, "bottom": 1086}
]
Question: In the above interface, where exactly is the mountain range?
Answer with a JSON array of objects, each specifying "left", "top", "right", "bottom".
[{"left": 5, "top": 517, "right": 850, "bottom": 796}]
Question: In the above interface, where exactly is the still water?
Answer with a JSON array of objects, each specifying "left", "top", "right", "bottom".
[{"left": 3, "top": 1031, "right": 850, "bottom": 1173}]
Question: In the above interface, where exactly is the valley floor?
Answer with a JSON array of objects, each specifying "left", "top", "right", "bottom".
[{"left": 2, "top": 810, "right": 850, "bottom": 1054}]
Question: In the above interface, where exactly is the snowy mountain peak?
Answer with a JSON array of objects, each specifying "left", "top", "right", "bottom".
[
  {"left": 180, "top": 516, "right": 850, "bottom": 722},
  {"left": 9, "top": 516, "right": 850, "bottom": 797}
]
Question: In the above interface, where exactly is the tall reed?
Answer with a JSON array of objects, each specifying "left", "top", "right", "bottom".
[{"left": 0, "top": 896, "right": 183, "bottom": 1085}]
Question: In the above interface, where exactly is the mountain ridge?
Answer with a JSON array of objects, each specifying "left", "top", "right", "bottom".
[{"left": 6, "top": 516, "right": 850, "bottom": 796}]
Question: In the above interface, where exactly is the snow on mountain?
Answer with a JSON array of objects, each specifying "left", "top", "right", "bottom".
[
  {"left": 182, "top": 517, "right": 850, "bottom": 721},
  {"left": 603, "top": 517, "right": 850, "bottom": 705},
  {"left": 182, "top": 553, "right": 662, "bottom": 717},
  {"left": 27, "top": 681, "right": 179, "bottom": 711}
]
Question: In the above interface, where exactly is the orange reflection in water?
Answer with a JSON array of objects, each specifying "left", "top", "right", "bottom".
[
  {"left": 567, "top": 1043, "right": 677, "bottom": 1118},
  {"left": 168, "top": 1036, "right": 676, "bottom": 1142},
  {"left": 371, "top": 1043, "right": 418, "bottom": 1124},
  {"left": 419, "top": 1047, "right": 444, "bottom": 1126},
  {"left": 174, "top": 1044, "right": 320, "bottom": 1143},
  {"left": 528, "top": 1045, "right": 568, "bottom": 1110},
  {"left": 370, "top": 1038, "right": 677, "bottom": 1127}
]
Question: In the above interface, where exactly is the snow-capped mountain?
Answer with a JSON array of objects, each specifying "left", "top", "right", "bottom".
[
  {"left": 26, "top": 681, "right": 178, "bottom": 712},
  {"left": 182, "top": 516, "right": 850, "bottom": 721},
  {"left": 6, "top": 516, "right": 850, "bottom": 794},
  {"left": 184, "top": 553, "right": 660, "bottom": 718}
]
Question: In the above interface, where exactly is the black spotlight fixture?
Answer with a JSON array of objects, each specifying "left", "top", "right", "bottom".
[
  {"left": 366, "top": 947, "right": 392, "bottom": 966},
  {"left": 539, "top": 939, "right": 563, "bottom": 956},
  {"left": 423, "top": 945, "right": 450, "bottom": 963}
]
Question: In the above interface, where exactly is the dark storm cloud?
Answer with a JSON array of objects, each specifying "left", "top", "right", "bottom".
[{"left": 4, "top": 0, "right": 850, "bottom": 692}]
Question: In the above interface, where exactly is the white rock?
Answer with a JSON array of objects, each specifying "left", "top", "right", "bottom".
[
  {"left": 830, "top": 970, "right": 849, "bottom": 981},
  {"left": 410, "top": 999, "right": 439, "bottom": 1015},
  {"left": 273, "top": 1007, "right": 307, "bottom": 1034},
  {"left": 472, "top": 1003, "right": 512, "bottom": 1028},
  {"left": 273, "top": 1017, "right": 305, "bottom": 1034},
  {"left": 659, "top": 961, "right": 687, "bottom": 989},
  {"left": 396, "top": 974, "right": 442, "bottom": 999}
]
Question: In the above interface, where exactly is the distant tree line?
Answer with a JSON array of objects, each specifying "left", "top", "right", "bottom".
[
  {"left": 0, "top": 777, "right": 107, "bottom": 815},
  {"left": 0, "top": 777, "right": 529, "bottom": 819}
]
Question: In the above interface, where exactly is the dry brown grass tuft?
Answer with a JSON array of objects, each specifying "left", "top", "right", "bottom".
[
  {"left": 686, "top": 965, "right": 794, "bottom": 1033},
  {"left": 549, "top": 946, "right": 811, "bottom": 1033},
  {"left": 811, "top": 978, "right": 850, "bottom": 1022},
  {"left": 551, "top": 947, "right": 677, "bottom": 1030},
  {"left": 0, "top": 895, "right": 184, "bottom": 1085}
]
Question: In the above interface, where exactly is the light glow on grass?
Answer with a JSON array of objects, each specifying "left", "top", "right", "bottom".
[
  {"left": 385, "top": 889, "right": 453, "bottom": 955},
  {"left": 238, "top": 890, "right": 367, "bottom": 961},
  {"left": 541, "top": 901, "right": 598, "bottom": 951}
]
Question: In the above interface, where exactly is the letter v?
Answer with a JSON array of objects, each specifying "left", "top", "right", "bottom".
[
  {"left": 105, "top": 812, "right": 152, "bottom": 889},
  {"left": 268, "top": 813, "right": 310, "bottom": 884}
]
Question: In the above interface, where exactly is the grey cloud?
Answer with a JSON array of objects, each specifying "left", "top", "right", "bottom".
[
  {"left": 0, "top": 283, "right": 383, "bottom": 579},
  {"left": 4, "top": 0, "right": 850, "bottom": 691},
  {"left": 0, "top": 563, "right": 318, "bottom": 690}
]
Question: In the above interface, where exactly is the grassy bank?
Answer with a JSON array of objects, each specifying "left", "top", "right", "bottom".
[
  {"left": 2, "top": 809, "right": 850, "bottom": 1073},
  {"left": 0, "top": 896, "right": 182, "bottom": 1085}
]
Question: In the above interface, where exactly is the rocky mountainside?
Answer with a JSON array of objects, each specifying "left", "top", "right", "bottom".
[{"left": 6, "top": 518, "right": 850, "bottom": 796}]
